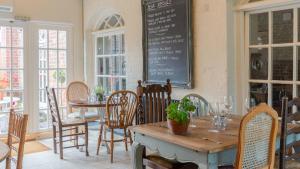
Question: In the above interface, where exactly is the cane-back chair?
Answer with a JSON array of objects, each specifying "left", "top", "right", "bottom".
[
  {"left": 46, "top": 87, "right": 89, "bottom": 159},
  {"left": 96, "top": 90, "right": 138, "bottom": 163},
  {"left": 6, "top": 109, "right": 28, "bottom": 169},
  {"left": 66, "top": 81, "right": 100, "bottom": 121},
  {"left": 219, "top": 103, "right": 278, "bottom": 169},
  {"left": 183, "top": 94, "right": 210, "bottom": 117},
  {"left": 277, "top": 96, "right": 300, "bottom": 169}
]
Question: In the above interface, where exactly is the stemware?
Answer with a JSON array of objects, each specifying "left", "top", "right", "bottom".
[
  {"left": 208, "top": 102, "right": 221, "bottom": 133},
  {"left": 223, "top": 96, "right": 233, "bottom": 120}
]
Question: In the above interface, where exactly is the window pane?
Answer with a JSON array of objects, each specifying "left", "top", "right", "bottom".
[
  {"left": 12, "top": 70, "right": 23, "bottom": 90},
  {"left": 104, "top": 36, "right": 112, "bottom": 54},
  {"left": 0, "top": 92, "right": 10, "bottom": 112},
  {"left": 49, "top": 70, "right": 57, "bottom": 88},
  {"left": 49, "top": 30, "right": 57, "bottom": 48},
  {"left": 250, "top": 48, "right": 268, "bottom": 80},
  {"left": 49, "top": 50, "right": 57, "bottom": 68},
  {"left": 12, "top": 49, "right": 23, "bottom": 69},
  {"left": 0, "top": 114, "right": 8, "bottom": 134},
  {"left": 298, "top": 46, "right": 300, "bottom": 80},
  {"left": 39, "top": 50, "right": 47, "bottom": 69},
  {"left": 39, "top": 29, "right": 48, "bottom": 48},
  {"left": 0, "top": 48, "right": 11, "bottom": 69},
  {"left": 39, "top": 90, "right": 47, "bottom": 109},
  {"left": 272, "top": 47, "right": 293, "bottom": 80},
  {"left": 58, "top": 50, "right": 66, "bottom": 68},
  {"left": 273, "top": 9, "right": 293, "bottom": 44},
  {"left": 0, "top": 70, "right": 10, "bottom": 90},
  {"left": 12, "top": 27, "right": 23, "bottom": 47},
  {"left": 250, "top": 12, "right": 268, "bottom": 45},
  {"left": 39, "top": 70, "right": 48, "bottom": 89},
  {"left": 97, "top": 37, "right": 103, "bottom": 55},
  {"left": 105, "top": 57, "right": 110, "bottom": 75},
  {"left": 121, "top": 78, "right": 126, "bottom": 90},
  {"left": 250, "top": 83, "right": 268, "bottom": 106},
  {"left": 39, "top": 109, "right": 49, "bottom": 129},
  {"left": 97, "top": 58, "right": 103, "bottom": 75},
  {"left": 0, "top": 26, "right": 11, "bottom": 47},
  {"left": 272, "top": 84, "right": 292, "bottom": 113},
  {"left": 57, "top": 69, "right": 67, "bottom": 88},
  {"left": 11, "top": 91, "right": 23, "bottom": 111},
  {"left": 57, "top": 89, "right": 66, "bottom": 107},
  {"left": 58, "top": 31, "right": 66, "bottom": 49}
]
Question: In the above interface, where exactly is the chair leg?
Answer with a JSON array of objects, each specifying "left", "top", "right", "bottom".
[
  {"left": 5, "top": 157, "right": 11, "bottom": 169},
  {"left": 128, "top": 129, "right": 133, "bottom": 145},
  {"left": 85, "top": 123, "right": 89, "bottom": 156},
  {"left": 110, "top": 128, "right": 114, "bottom": 163},
  {"left": 75, "top": 127, "right": 79, "bottom": 149},
  {"left": 96, "top": 124, "right": 104, "bottom": 155},
  {"left": 59, "top": 129, "right": 63, "bottom": 159},
  {"left": 53, "top": 125, "right": 57, "bottom": 153},
  {"left": 124, "top": 128, "right": 128, "bottom": 151}
]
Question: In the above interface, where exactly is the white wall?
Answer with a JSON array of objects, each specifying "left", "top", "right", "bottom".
[
  {"left": 84, "top": 0, "right": 237, "bottom": 107},
  {"left": 12, "top": 0, "right": 84, "bottom": 80}
]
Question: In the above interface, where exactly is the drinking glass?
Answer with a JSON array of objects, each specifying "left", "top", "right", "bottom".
[
  {"left": 223, "top": 96, "right": 233, "bottom": 120},
  {"left": 244, "top": 98, "right": 256, "bottom": 113},
  {"left": 189, "top": 110, "right": 197, "bottom": 128},
  {"left": 208, "top": 102, "right": 221, "bottom": 133}
]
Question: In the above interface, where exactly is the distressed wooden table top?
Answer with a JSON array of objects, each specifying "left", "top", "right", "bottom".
[
  {"left": 0, "top": 141, "right": 9, "bottom": 162},
  {"left": 130, "top": 115, "right": 297, "bottom": 153}
]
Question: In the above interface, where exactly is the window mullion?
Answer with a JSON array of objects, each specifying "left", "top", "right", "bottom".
[
  {"left": 268, "top": 11, "right": 272, "bottom": 106},
  {"left": 293, "top": 8, "right": 298, "bottom": 98}
]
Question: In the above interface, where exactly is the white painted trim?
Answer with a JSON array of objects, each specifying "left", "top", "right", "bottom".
[{"left": 236, "top": 0, "right": 300, "bottom": 11}]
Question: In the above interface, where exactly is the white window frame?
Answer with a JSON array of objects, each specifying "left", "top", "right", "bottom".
[
  {"left": 243, "top": 3, "right": 300, "bottom": 109},
  {"left": 93, "top": 27, "right": 126, "bottom": 94}
]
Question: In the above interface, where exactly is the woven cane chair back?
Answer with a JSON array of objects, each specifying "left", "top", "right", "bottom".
[{"left": 236, "top": 103, "right": 278, "bottom": 169}]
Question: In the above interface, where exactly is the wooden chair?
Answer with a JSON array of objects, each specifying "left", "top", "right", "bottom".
[
  {"left": 183, "top": 94, "right": 209, "bottom": 117},
  {"left": 136, "top": 80, "right": 198, "bottom": 169},
  {"left": 66, "top": 81, "right": 100, "bottom": 121},
  {"left": 6, "top": 109, "right": 28, "bottom": 169},
  {"left": 219, "top": 103, "right": 278, "bottom": 169},
  {"left": 277, "top": 96, "right": 300, "bottom": 169},
  {"left": 46, "top": 87, "right": 89, "bottom": 159},
  {"left": 96, "top": 90, "right": 138, "bottom": 163},
  {"left": 136, "top": 79, "right": 172, "bottom": 125}
]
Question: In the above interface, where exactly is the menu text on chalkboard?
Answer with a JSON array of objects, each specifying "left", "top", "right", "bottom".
[{"left": 142, "top": 0, "right": 193, "bottom": 88}]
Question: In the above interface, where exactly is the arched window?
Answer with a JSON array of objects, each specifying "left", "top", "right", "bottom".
[
  {"left": 98, "top": 14, "right": 124, "bottom": 30},
  {"left": 94, "top": 14, "right": 126, "bottom": 95}
]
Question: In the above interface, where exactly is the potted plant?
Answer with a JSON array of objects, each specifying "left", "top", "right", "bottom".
[
  {"left": 94, "top": 85, "right": 105, "bottom": 102},
  {"left": 166, "top": 98, "right": 196, "bottom": 135}
]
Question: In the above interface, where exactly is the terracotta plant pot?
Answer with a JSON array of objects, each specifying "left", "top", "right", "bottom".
[{"left": 167, "top": 119, "right": 190, "bottom": 135}]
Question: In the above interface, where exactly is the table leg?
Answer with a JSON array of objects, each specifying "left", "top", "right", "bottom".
[
  {"left": 208, "top": 153, "right": 218, "bottom": 169},
  {"left": 131, "top": 142, "right": 145, "bottom": 169}
]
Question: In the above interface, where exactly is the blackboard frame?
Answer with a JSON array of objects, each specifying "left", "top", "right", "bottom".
[{"left": 142, "top": 0, "right": 193, "bottom": 88}]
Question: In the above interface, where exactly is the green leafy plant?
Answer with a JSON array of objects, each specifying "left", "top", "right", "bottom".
[
  {"left": 53, "top": 70, "right": 66, "bottom": 84},
  {"left": 166, "top": 98, "right": 196, "bottom": 124},
  {"left": 94, "top": 85, "right": 104, "bottom": 95}
]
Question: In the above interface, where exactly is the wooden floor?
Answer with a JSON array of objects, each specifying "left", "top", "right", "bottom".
[{"left": 0, "top": 130, "right": 132, "bottom": 169}]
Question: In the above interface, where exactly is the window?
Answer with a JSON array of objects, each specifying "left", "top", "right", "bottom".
[
  {"left": 38, "top": 29, "right": 68, "bottom": 129},
  {"left": 95, "top": 14, "right": 126, "bottom": 95},
  {"left": 0, "top": 26, "right": 24, "bottom": 134},
  {"left": 246, "top": 7, "right": 300, "bottom": 112}
]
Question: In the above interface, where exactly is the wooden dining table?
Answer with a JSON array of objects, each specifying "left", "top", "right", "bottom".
[
  {"left": 0, "top": 141, "right": 9, "bottom": 163},
  {"left": 130, "top": 116, "right": 300, "bottom": 169}
]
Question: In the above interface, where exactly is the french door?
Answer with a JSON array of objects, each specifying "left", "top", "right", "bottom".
[
  {"left": 0, "top": 23, "right": 25, "bottom": 134},
  {"left": 0, "top": 21, "right": 72, "bottom": 135}
]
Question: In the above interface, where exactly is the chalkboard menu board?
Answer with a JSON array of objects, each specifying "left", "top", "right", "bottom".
[{"left": 142, "top": 0, "right": 193, "bottom": 88}]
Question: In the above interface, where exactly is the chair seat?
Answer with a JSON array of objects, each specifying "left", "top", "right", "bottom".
[
  {"left": 61, "top": 118, "right": 87, "bottom": 127},
  {"left": 68, "top": 111, "right": 100, "bottom": 119},
  {"left": 144, "top": 155, "right": 198, "bottom": 169}
]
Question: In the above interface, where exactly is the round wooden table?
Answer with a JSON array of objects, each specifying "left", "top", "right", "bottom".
[
  {"left": 68, "top": 101, "right": 107, "bottom": 108},
  {"left": 0, "top": 141, "right": 9, "bottom": 162}
]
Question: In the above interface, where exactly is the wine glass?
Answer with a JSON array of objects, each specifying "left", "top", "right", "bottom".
[
  {"left": 244, "top": 98, "right": 256, "bottom": 113},
  {"left": 223, "top": 96, "right": 233, "bottom": 120},
  {"left": 208, "top": 101, "right": 221, "bottom": 133}
]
